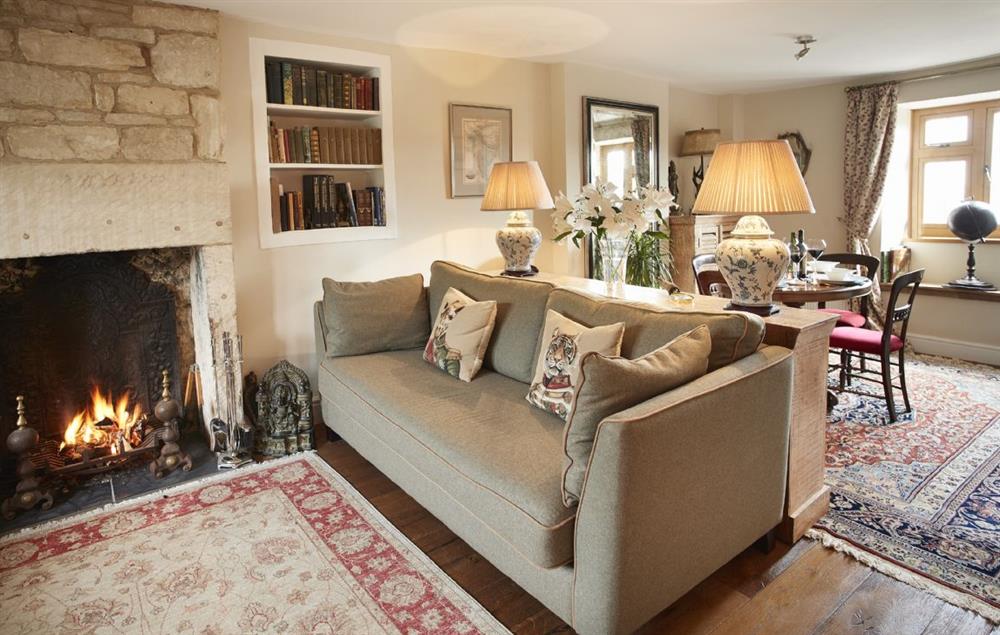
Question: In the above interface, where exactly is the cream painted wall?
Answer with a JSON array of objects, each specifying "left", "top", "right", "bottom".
[
  {"left": 668, "top": 86, "right": 721, "bottom": 212},
  {"left": 219, "top": 16, "right": 553, "bottom": 378}
]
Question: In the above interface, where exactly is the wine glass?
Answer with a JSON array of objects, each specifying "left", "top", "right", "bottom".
[{"left": 805, "top": 239, "right": 827, "bottom": 281}]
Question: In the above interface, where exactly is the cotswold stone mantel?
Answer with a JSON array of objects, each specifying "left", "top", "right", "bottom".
[{"left": 0, "top": 0, "right": 238, "bottom": 439}]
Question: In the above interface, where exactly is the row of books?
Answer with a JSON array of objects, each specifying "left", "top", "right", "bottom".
[
  {"left": 265, "top": 59, "right": 379, "bottom": 111},
  {"left": 269, "top": 124, "right": 382, "bottom": 165},
  {"left": 270, "top": 176, "right": 386, "bottom": 232}
]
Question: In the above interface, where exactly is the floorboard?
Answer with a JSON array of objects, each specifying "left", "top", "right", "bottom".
[{"left": 316, "top": 437, "right": 995, "bottom": 634}]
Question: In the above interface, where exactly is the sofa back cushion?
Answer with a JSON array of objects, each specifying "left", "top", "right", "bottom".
[
  {"left": 322, "top": 274, "right": 430, "bottom": 357},
  {"left": 544, "top": 287, "right": 765, "bottom": 371},
  {"left": 428, "top": 261, "right": 554, "bottom": 383}
]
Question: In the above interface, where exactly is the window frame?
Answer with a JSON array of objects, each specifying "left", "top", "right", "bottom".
[{"left": 909, "top": 98, "right": 1000, "bottom": 240}]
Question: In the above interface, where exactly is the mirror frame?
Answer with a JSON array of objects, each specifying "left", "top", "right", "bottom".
[{"left": 582, "top": 97, "right": 661, "bottom": 276}]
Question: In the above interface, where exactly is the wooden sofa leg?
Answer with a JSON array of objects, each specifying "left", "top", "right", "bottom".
[{"left": 755, "top": 529, "right": 776, "bottom": 554}]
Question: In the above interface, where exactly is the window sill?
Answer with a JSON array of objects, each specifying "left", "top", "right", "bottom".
[{"left": 881, "top": 281, "right": 1000, "bottom": 303}]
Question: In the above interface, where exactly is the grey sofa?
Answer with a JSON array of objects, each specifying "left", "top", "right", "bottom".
[{"left": 315, "top": 261, "right": 794, "bottom": 634}]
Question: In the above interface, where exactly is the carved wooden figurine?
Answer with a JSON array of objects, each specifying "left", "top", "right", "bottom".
[
  {"left": 254, "top": 360, "right": 313, "bottom": 457},
  {"left": 149, "top": 370, "right": 193, "bottom": 478},
  {"left": 2, "top": 396, "right": 54, "bottom": 519}
]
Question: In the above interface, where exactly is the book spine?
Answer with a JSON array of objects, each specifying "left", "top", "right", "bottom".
[
  {"left": 342, "top": 74, "right": 352, "bottom": 110},
  {"left": 281, "top": 62, "right": 293, "bottom": 105},
  {"left": 270, "top": 177, "right": 281, "bottom": 233},
  {"left": 304, "top": 66, "right": 317, "bottom": 107},
  {"left": 352, "top": 128, "right": 362, "bottom": 164},
  {"left": 372, "top": 77, "right": 379, "bottom": 111},
  {"left": 332, "top": 73, "right": 342, "bottom": 108},
  {"left": 373, "top": 128, "right": 382, "bottom": 164},
  {"left": 279, "top": 188, "right": 289, "bottom": 232},
  {"left": 301, "top": 127, "right": 311, "bottom": 163},
  {"left": 316, "top": 69, "right": 327, "bottom": 109},
  {"left": 310, "top": 127, "right": 320, "bottom": 164},
  {"left": 265, "top": 61, "right": 279, "bottom": 103},
  {"left": 333, "top": 127, "right": 344, "bottom": 164},
  {"left": 292, "top": 64, "right": 303, "bottom": 105},
  {"left": 359, "top": 128, "right": 369, "bottom": 165},
  {"left": 280, "top": 128, "right": 289, "bottom": 163}
]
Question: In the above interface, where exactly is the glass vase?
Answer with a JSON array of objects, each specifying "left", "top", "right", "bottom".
[{"left": 599, "top": 235, "right": 630, "bottom": 295}]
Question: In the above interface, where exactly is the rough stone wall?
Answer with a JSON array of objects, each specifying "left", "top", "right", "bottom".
[{"left": 0, "top": 0, "right": 222, "bottom": 163}]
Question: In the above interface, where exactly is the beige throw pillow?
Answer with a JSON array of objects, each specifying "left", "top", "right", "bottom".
[
  {"left": 423, "top": 287, "right": 498, "bottom": 382},
  {"left": 561, "top": 325, "right": 712, "bottom": 507},
  {"left": 322, "top": 274, "right": 429, "bottom": 357},
  {"left": 526, "top": 310, "right": 625, "bottom": 421}
]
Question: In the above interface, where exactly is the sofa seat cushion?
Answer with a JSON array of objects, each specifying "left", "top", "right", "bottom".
[{"left": 318, "top": 350, "right": 575, "bottom": 568}]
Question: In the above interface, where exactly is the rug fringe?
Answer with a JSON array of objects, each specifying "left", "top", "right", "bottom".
[{"left": 807, "top": 528, "right": 1000, "bottom": 624}]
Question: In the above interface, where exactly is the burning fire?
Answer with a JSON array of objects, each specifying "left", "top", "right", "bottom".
[{"left": 61, "top": 387, "right": 143, "bottom": 455}]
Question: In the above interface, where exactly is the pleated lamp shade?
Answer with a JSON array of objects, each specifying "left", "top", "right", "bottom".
[
  {"left": 692, "top": 140, "right": 815, "bottom": 215},
  {"left": 481, "top": 161, "right": 554, "bottom": 211}
]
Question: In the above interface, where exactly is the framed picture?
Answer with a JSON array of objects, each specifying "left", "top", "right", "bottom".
[{"left": 449, "top": 103, "right": 512, "bottom": 197}]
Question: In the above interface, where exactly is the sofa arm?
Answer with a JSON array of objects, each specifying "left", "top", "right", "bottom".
[{"left": 571, "top": 346, "right": 793, "bottom": 635}]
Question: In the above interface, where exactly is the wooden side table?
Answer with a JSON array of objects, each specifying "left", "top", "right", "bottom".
[{"left": 517, "top": 273, "right": 837, "bottom": 544}]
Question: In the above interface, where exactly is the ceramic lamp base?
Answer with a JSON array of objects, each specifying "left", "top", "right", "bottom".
[
  {"left": 496, "top": 211, "right": 542, "bottom": 276},
  {"left": 715, "top": 215, "right": 790, "bottom": 313}
]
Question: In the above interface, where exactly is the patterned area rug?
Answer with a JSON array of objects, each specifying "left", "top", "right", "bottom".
[
  {"left": 0, "top": 453, "right": 509, "bottom": 634},
  {"left": 817, "top": 354, "right": 1000, "bottom": 622}
]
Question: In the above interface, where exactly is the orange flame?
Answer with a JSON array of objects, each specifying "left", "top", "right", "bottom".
[{"left": 61, "top": 387, "right": 143, "bottom": 455}]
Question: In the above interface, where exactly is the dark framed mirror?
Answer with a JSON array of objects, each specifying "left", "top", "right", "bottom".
[{"left": 583, "top": 97, "right": 660, "bottom": 276}]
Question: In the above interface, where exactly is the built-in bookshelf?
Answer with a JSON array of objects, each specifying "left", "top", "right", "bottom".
[{"left": 249, "top": 38, "right": 397, "bottom": 249}]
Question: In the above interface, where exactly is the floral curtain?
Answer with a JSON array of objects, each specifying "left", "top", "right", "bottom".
[
  {"left": 631, "top": 117, "right": 652, "bottom": 190},
  {"left": 841, "top": 81, "right": 898, "bottom": 325}
]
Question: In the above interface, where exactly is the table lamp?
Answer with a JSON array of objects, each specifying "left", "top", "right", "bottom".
[
  {"left": 481, "top": 161, "right": 555, "bottom": 276},
  {"left": 692, "top": 139, "right": 815, "bottom": 315},
  {"left": 680, "top": 128, "right": 721, "bottom": 198}
]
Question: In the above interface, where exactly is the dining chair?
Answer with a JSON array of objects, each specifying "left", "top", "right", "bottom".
[
  {"left": 692, "top": 254, "right": 731, "bottom": 298},
  {"left": 828, "top": 269, "right": 924, "bottom": 423},
  {"left": 817, "top": 253, "right": 880, "bottom": 326}
]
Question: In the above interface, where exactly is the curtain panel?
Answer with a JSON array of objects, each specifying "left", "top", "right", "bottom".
[{"left": 841, "top": 81, "right": 898, "bottom": 325}]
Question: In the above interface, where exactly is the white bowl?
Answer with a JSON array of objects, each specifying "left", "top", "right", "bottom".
[
  {"left": 809, "top": 260, "right": 838, "bottom": 273},
  {"left": 826, "top": 268, "right": 854, "bottom": 281}
]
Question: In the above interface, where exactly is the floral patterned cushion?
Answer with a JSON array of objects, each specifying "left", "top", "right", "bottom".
[
  {"left": 423, "top": 287, "right": 497, "bottom": 382},
  {"left": 526, "top": 310, "right": 624, "bottom": 421}
]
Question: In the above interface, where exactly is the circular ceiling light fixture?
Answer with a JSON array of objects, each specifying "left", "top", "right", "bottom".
[{"left": 794, "top": 35, "right": 817, "bottom": 61}]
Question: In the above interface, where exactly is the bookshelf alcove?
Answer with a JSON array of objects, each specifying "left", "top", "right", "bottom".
[{"left": 249, "top": 38, "right": 397, "bottom": 249}]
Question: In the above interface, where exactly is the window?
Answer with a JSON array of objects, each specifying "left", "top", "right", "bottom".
[{"left": 910, "top": 99, "right": 1000, "bottom": 239}]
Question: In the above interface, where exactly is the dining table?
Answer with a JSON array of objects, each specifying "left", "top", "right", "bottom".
[{"left": 773, "top": 276, "right": 873, "bottom": 309}]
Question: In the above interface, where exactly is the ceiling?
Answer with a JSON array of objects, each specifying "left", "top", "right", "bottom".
[{"left": 182, "top": 1, "right": 1000, "bottom": 93}]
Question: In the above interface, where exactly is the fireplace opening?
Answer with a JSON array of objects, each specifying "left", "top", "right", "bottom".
[{"left": 0, "top": 249, "right": 215, "bottom": 529}]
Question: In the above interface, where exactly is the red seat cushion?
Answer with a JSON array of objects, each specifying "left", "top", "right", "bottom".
[
  {"left": 829, "top": 326, "right": 903, "bottom": 355},
  {"left": 820, "top": 308, "right": 867, "bottom": 328}
]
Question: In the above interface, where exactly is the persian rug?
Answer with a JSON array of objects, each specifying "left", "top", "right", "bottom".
[
  {"left": 815, "top": 354, "right": 1000, "bottom": 622},
  {"left": 0, "top": 453, "right": 509, "bottom": 634}
]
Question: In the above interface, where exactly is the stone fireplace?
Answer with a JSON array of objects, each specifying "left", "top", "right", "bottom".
[{"left": 0, "top": 1, "right": 239, "bottom": 459}]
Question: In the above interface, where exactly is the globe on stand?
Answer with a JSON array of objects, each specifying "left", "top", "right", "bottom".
[{"left": 945, "top": 200, "right": 997, "bottom": 291}]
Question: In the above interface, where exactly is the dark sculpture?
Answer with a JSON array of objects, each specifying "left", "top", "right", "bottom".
[
  {"left": 946, "top": 200, "right": 997, "bottom": 290},
  {"left": 667, "top": 160, "right": 681, "bottom": 214},
  {"left": 255, "top": 360, "right": 313, "bottom": 457}
]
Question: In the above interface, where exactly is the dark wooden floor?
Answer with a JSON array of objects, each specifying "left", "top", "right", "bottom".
[{"left": 317, "top": 437, "right": 996, "bottom": 635}]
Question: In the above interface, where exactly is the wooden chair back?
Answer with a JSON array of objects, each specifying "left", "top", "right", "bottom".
[
  {"left": 820, "top": 252, "right": 880, "bottom": 317},
  {"left": 882, "top": 268, "right": 924, "bottom": 351},
  {"left": 691, "top": 254, "right": 731, "bottom": 297}
]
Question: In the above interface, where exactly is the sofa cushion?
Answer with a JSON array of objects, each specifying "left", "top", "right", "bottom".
[
  {"left": 526, "top": 309, "right": 624, "bottom": 421},
  {"left": 561, "top": 325, "right": 711, "bottom": 507},
  {"left": 318, "top": 349, "right": 575, "bottom": 568},
  {"left": 428, "top": 261, "right": 555, "bottom": 383},
  {"left": 322, "top": 274, "right": 429, "bottom": 357},
  {"left": 545, "top": 287, "right": 764, "bottom": 371},
  {"left": 423, "top": 287, "right": 497, "bottom": 381}
]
